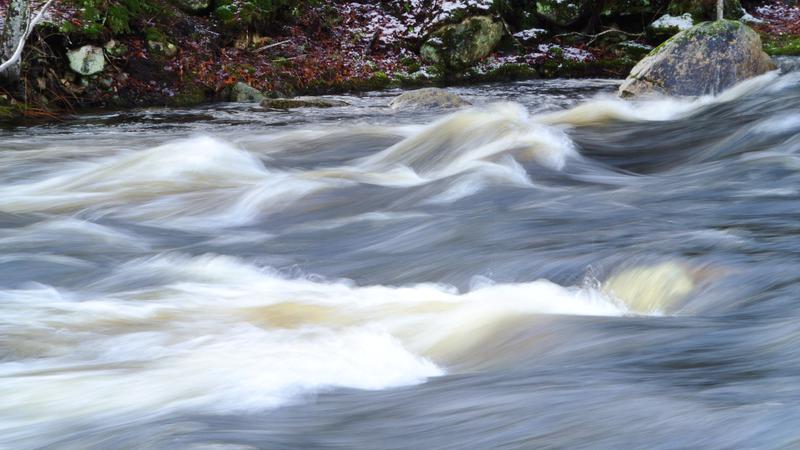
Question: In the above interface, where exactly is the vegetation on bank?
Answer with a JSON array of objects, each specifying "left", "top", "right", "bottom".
[{"left": 0, "top": 0, "right": 798, "bottom": 122}]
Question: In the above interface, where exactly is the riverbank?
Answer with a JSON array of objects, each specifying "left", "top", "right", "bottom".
[{"left": 1, "top": 0, "right": 799, "bottom": 123}]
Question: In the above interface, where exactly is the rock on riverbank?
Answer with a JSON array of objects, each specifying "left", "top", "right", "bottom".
[{"left": 619, "top": 20, "right": 776, "bottom": 97}]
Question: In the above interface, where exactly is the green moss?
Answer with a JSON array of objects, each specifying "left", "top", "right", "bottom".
[
  {"left": 61, "top": 0, "right": 174, "bottom": 38},
  {"left": 212, "top": 0, "right": 322, "bottom": 32},
  {"left": 0, "top": 105, "right": 16, "bottom": 123},
  {"left": 0, "top": 98, "right": 23, "bottom": 124},
  {"left": 144, "top": 27, "right": 165, "bottom": 42},
  {"left": 169, "top": 84, "right": 209, "bottom": 107},
  {"left": 478, "top": 63, "right": 538, "bottom": 81},
  {"left": 762, "top": 34, "right": 800, "bottom": 56}
]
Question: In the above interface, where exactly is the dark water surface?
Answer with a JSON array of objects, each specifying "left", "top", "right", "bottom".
[{"left": 2, "top": 73, "right": 800, "bottom": 449}]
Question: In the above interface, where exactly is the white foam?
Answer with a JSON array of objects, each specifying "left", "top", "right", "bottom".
[
  {"left": 538, "top": 71, "right": 781, "bottom": 126},
  {"left": 0, "top": 105, "right": 579, "bottom": 229},
  {"left": 0, "top": 253, "right": 630, "bottom": 439}
]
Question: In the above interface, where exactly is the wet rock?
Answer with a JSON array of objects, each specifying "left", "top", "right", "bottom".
[
  {"left": 230, "top": 82, "right": 265, "bottom": 103},
  {"left": 67, "top": 45, "right": 105, "bottom": 76},
  {"left": 420, "top": 16, "right": 503, "bottom": 70},
  {"left": 389, "top": 88, "right": 471, "bottom": 110},
  {"left": 619, "top": 20, "right": 776, "bottom": 97},
  {"left": 260, "top": 97, "right": 349, "bottom": 109}
]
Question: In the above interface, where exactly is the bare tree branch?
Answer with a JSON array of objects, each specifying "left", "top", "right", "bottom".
[{"left": 0, "top": 0, "right": 55, "bottom": 74}]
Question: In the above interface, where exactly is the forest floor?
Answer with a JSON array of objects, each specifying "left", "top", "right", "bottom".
[{"left": 1, "top": 0, "right": 799, "bottom": 121}]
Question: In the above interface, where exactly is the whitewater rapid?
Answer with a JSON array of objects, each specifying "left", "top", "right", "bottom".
[{"left": 3, "top": 70, "right": 800, "bottom": 448}]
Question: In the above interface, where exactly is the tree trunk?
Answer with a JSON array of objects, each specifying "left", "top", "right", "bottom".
[
  {"left": 717, "top": 0, "right": 724, "bottom": 20},
  {"left": 1, "top": 0, "right": 29, "bottom": 87}
]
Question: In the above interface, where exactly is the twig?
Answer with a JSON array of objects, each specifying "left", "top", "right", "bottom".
[
  {"left": 255, "top": 39, "right": 291, "bottom": 53},
  {"left": 554, "top": 28, "right": 644, "bottom": 46}
]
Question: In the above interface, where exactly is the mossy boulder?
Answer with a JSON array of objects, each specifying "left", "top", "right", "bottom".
[
  {"left": 420, "top": 16, "right": 503, "bottom": 71},
  {"left": 389, "top": 88, "right": 471, "bottom": 110},
  {"left": 620, "top": 20, "right": 776, "bottom": 97},
  {"left": 230, "top": 82, "right": 265, "bottom": 102},
  {"left": 668, "top": 0, "right": 743, "bottom": 21}
]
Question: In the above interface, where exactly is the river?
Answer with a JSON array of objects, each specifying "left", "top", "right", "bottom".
[{"left": 2, "top": 72, "right": 800, "bottom": 449}]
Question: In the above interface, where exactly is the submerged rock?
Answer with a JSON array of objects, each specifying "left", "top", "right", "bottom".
[
  {"left": 230, "top": 82, "right": 265, "bottom": 103},
  {"left": 619, "top": 20, "right": 775, "bottom": 97},
  {"left": 420, "top": 16, "right": 503, "bottom": 70},
  {"left": 604, "top": 261, "right": 696, "bottom": 314},
  {"left": 67, "top": 45, "right": 105, "bottom": 76},
  {"left": 389, "top": 88, "right": 471, "bottom": 110},
  {"left": 260, "top": 97, "right": 349, "bottom": 109}
]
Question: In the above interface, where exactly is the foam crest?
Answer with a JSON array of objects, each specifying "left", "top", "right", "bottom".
[
  {"left": 538, "top": 71, "right": 781, "bottom": 126},
  {"left": 0, "top": 253, "right": 635, "bottom": 437},
  {"left": 0, "top": 107, "right": 579, "bottom": 228},
  {"left": 360, "top": 102, "right": 577, "bottom": 175},
  {"left": 0, "top": 136, "right": 270, "bottom": 213}
]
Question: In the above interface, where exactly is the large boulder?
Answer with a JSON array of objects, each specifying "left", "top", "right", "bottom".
[
  {"left": 420, "top": 16, "right": 503, "bottom": 70},
  {"left": 389, "top": 88, "right": 471, "bottom": 110},
  {"left": 619, "top": 20, "right": 776, "bottom": 97}
]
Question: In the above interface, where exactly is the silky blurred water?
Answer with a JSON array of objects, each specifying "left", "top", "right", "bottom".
[{"left": 2, "top": 72, "right": 800, "bottom": 449}]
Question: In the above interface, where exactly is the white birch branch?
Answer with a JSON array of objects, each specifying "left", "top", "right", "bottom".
[{"left": 0, "top": 0, "right": 55, "bottom": 74}]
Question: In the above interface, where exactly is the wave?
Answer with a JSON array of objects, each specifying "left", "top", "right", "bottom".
[
  {"left": 0, "top": 71, "right": 793, "bottom": 229},
  {"left": 537, "top": 71, "right": 783, "bottom": 127},
  {"left": 0, "top": 105, "right": 578, "bottom": 228},
  {"left": 1, "top": 252, "right": 696, "bottom": 441}
]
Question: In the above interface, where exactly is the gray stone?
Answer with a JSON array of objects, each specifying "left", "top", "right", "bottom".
[
  {"left": 420, "top": 16, "right": 503, "bottom": 70},
  {"left": 389, "top": 88, "right": 471, "bottom": 110},
  {"left": 67, "top": 45, "right": 105, "bottom": 76},
  {"left": 260, "top": 97, "right": 349, "bottom": 109},
  {"left": 619, "top": 20, "right": 776, "bottom": 97},
  {"left": 230, "top": 82, "right": 265, "bottom": 103}
]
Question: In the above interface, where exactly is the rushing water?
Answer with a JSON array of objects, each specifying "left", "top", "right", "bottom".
[{"left": 2, "top": 72, "right": 800, "bottom": 449}]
